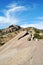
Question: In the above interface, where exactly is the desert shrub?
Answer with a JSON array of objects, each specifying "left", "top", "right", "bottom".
[
  {"left": 40, "top": 35, "right": 43, "bottom": 39},
  {"left": 14, "top": 31, "right": 17, "bottom": 34},
  {"left": 34, "top": 29, "right": 40, "bottom": 33},
  {"left": 0, "top": 36, "right": 3, "bottom": 39},
  {"left": 0, "top": 38, "right": 5, "bottom": 45},
  {"left": 34, "top": 33, "right": 41, "bottom": 39},
  {"left": 0, "top": 30, "right": 2, "bottom": 32},
  {"left": 0, "top": 42, "right": 5, "bottom": 46},
  {"left": 34, "top": 33, "right": 43, "bottom": 39}
]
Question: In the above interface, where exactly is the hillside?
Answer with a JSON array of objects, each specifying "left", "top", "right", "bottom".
[
  {"left": 0, "top": 31, "right": 43, "bottom": 65},
  {"left": 0, "top": 25, "right": 21, "bottom": 46},
  {"left": 0, "top": 25, "right": 43, "bottom": 46}
]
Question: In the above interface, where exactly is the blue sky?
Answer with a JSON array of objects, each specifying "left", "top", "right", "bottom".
[{"left": 0, "top": 0, "right": 43, "bottom": 29}]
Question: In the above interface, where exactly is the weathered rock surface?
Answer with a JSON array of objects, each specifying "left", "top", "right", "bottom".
[
  {"left": 0, "top": 31, "right": 43, "bottom": 65},
  {"left": 2, "top": 25, "right": 21, "bottom": 33}
]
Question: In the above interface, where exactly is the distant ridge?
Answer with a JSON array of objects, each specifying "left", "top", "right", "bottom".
[{"left": 0, "top": 25, "right": 43, "bottom": 46}]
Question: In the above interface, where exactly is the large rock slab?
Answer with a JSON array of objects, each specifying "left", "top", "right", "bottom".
[{"left": 0, "top": 31, "right": 43, "bottom": 65}]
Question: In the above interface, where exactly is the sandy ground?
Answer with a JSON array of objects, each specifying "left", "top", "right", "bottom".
[{"left": 0, "top": 31, "right": 43, "bottom": 65}]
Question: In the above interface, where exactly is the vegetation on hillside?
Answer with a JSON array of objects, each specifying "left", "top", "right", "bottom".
[
  {"left": 0, "top": 25, "right": 43, "bottom": 46},
  {"left": 34, "top": 33, "right": 43, "bottom": 39}
]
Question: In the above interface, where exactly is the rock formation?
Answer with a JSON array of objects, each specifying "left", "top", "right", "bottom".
[{"left": 0, "top": 30, "right": 43, "bottom": 65}]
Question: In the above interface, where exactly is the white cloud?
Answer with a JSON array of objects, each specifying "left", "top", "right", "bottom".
[
  {"left": 6, "top": 5, "right": 26, "bottom": 17},
  {"left": 21, "top": 22, "right": 43, "bottom": 29},
  {"left": 0, "top": 3, "right": 43, "bottom": 29},
  {"left": 0, "top": 3, "right": 26, "bottom": 25}
]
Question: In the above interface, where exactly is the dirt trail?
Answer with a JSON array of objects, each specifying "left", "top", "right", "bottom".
[{"left": 0, "top": 31, "right": 43, "bottom": 65}]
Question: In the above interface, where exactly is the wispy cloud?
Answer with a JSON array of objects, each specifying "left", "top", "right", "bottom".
[
  {"left": 21, "top": 22, "right": 43, "bottom": 29},
  {"left": 0, "top": 2, "right": 43, "bottom": 29},
  {"left": 0, "top": 3, "right": 27, "bottom": 25}
]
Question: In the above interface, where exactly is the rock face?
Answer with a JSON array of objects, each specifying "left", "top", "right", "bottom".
[
  {"left": 9, "top": 25, "right": 21, "bottom": 31},
  {"left": 18, "top": 31, "right": 29, "bottom": 40},
  {"left": 18, "top": 31, "right": 35, "bottom": 41},
  {"left": 0, "top": 31, "right": 43, "bottom": 65},
  {"left": 2, "top": 25, "right": 21, "bottom": 33}
]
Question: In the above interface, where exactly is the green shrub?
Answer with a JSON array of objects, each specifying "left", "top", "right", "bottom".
[
  {"left": 34, "top": 33, "right": 42, "bottom": 39},
  {"left": 34, "top": 29, "right": 40, "bottom": 33}
]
